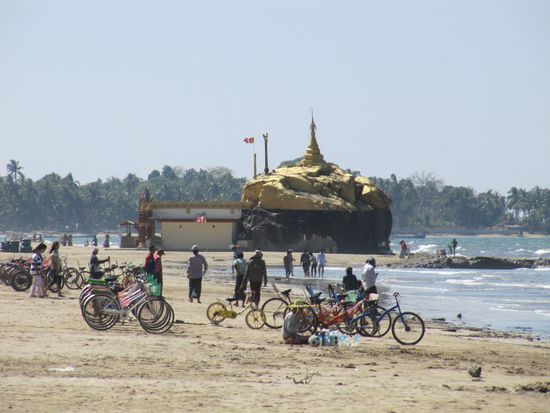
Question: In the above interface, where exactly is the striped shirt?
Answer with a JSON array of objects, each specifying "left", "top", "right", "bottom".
[{"left": 30, "top": 253, "right": 43, "bottom": 276}]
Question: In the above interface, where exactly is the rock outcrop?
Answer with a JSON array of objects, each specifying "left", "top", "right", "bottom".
[{"left": 240, "top": 118, "right": 392, "bottom": 253}]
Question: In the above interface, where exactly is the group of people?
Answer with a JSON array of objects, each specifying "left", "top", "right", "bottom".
[
  {"left": 283, "top": 256, "right": 379, "bottom": 345},
  {"left": 29, "top": 241, "right": 64, "bottom": 298},
  {"left": 283, "top": 249, "right": 326, "bottom": 278}
]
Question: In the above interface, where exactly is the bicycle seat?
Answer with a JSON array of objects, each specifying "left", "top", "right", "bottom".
[
  {"left": 225, "top": 297, "right": 237, "bottom": 303},
  {"left": 79, "top": 267, "right": 86, "bottom": 271},
  {"left": 311, "top": 296, "right": 326, "bottom": 305},
  {"left": 281, "top": 289, "right": 291, "bottom": 296}
]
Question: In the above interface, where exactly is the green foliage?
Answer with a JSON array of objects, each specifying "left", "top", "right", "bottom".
[
  {"left": 0, "top": 164, "right": 245, "bottom": 232},
  {"left": 371, "top": 175, "right": 550, "bottom": 233},
  {"left": 1, "top": 161, "right": 549, "bottom": 233}
]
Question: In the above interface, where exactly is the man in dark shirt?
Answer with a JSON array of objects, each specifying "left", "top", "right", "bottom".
[
  {"left": 300, "top": 250, "right": 311, "bottom": 277},
  {"left": 342, "top": 266, "right": 359, "bottom": 291},
  {"left": 89, "top": 247, "right": 109, "bottom": 279}
]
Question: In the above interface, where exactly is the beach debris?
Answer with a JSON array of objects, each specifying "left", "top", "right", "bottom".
[
  {"left": 433, "top": 317, "right": 446, "bottom": 321},
  {"left": 457, "top": 313, "right": 462, "bottom": 319},
  {"left": 338, "top": 363, "right": 356, "bottom": 369},
  {"left": 516, "top": 382, "right": 550, "bottom": 393},
  {"left": 288, "top": 371, "right": 317, "bottom": 384},
  {"left": 486, "top": 386, "right": 508, "bottom": 392},
  {"left": 47, "top": 366, "right": 75, "bottom": 372},
  {"left": 468, "top": 365, "right": 482, "bottom": 378}
]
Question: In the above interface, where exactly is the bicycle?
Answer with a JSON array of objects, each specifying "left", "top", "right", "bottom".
[
  {"left": 206, "top": 291, "right": 266, "bottom": 329},
  {"left": 261, "top": 282, "right": 293, "bottom": 329},
  {"left": 353, "top": 292, "right": 425, "bottom": 345},
  {"left": 80, "top": 275, "right": 174, "bottom": 334}
]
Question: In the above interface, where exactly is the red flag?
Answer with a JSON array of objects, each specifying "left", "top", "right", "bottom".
[
  {"left": 243, "top": 137, "right": 255, "bottom": 144},
  {"left": 196, "top": 215, "right": 206, "bottom": 223}
]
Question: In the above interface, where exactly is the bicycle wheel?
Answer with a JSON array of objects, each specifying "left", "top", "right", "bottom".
[
  {"left": 365, "top": 305, "right": 392, "bottom": 337},
  {"left": 261, "top": 297, "right": 288, "bottom": 329},
  {"left": 336, "top": 318, "right": 357, "bottom": 334},
  {"left": 10, "top": 270, "right": 32, "bottom": 292},
  {"left": 206, "top": 302, "right": 227, "bottom": 324},
  {"left": 46, "top": 272, "right": 64, "bottom": 293},
  {"left": 391, "top": 311, "right": 425, "bottom": 345},
  {"left": 245, "top": 308, "right": 266, "bottom": 329},
  {"left": 138, "top": 298, "right": 174, "bottom": 334},
  {"left": 65, "top": 268, "right": 84, "bottom": 290},
  {"left": 81, "top": 293, "right": 120, "bottom": 331},
  {"left": 354, "top": 312, "right": 378, "bottom": 337},
  {"left": 283, "top": 302, "right": 318, "bottom": 333}
]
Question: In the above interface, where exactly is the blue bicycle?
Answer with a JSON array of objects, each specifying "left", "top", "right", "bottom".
[{"left": 353, "top": 292, "right": 425, "bottom": 345}]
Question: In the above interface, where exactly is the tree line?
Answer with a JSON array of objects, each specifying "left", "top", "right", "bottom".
[
  {"left": 370, "top": 172, "right": 550, "bottom": 233},
  {"left": 1, "top": 160, "right": 549, "bottom": 233},
  {"left": 1, "top": 161, "right": 245, "bottom": 232}
]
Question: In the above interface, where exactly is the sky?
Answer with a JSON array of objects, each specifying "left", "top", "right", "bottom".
[{"left": 1, "top": 0, "right": 549, "bottom": 194}]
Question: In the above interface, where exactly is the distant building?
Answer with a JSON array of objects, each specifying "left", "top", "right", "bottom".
[{"left": 145, "top": 201, "right": 245, "bottom": 250}]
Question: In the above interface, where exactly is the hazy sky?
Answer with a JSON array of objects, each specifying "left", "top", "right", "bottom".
[{"left": 1, "top": 0, "right": 549, "bottom": 194}]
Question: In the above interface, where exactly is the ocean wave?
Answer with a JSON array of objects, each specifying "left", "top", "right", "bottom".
[
  {"left": 534, "top": 309, "right": 550, "bottom": 318},
  {"left": 410, "top": 244, "right": 439, "bottom": 254},
  {"left": 535, "top": 249, "right": 550, "bottom": 256},
  {"left": 380, "top": 282, "right": 448, "bottom": 292}
]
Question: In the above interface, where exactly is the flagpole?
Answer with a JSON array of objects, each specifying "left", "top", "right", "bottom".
[{"left": 253, "top": 138, "right": 257, "bottom": 178}]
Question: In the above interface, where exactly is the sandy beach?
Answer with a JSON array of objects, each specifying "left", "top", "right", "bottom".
[{"left": 0, "top": 247, "right": 549, "bottom": 412}]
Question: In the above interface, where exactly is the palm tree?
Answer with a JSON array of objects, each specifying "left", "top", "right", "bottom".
[{"left": 6, "top": 159, "right": 24, "bottom": 182}]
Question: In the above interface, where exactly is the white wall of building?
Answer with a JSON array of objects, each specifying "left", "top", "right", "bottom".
[
  {"left": 160, "top": 221, "right": 236, "bottom": 251},
  {"left": 152, "top": 207, "right": 241, "bottom": 221}
]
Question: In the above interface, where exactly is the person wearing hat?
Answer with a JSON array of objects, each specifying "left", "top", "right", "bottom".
[
  {"left": 360, "top": 258, "right": 378, "bottom": 296},
  {"left": 154, "top": 249, "right": 165, "bottom": 295},
  {"left": 186, "top": 245, "right": 208, "bottom": 303},
  {"left": 239, "top": 250, "right": 267, "bottom": 306},
  {"left": 145, "top": 245, "right": 156, "bottom": 276}
]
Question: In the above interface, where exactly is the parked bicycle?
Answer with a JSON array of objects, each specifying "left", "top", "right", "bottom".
[
  {"left": 261, "top": 283, "right": 294, "bottom": 329},
  {"left": 353, "top": 292, "right": 425, "bottom": 345},
  {"left": 206, "top": 291, "right": 266, "bottom": 329}
]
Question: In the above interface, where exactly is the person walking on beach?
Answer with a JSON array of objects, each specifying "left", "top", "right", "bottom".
[
  {"left": 232, "top": 252, "right": 247, "bottom": 306},
  {"left": 29, "top": 242, "right": 47, "bottom": 298},
  {"left": 300, "top": 250, "right": 311, "bottom": 277},
  {"left": 47, "top": 241, "right": 63, "bottom": 297},
  {"left": 310, "top": 252, "right": 318, "bottom": 277},
  {"left": 89, "top": 248, "right": 110, "bottom": 280},
  {"left": 317, "top": 249, "right": 326, "bottom": 277},
  {"left": 451, "top": 238, "right": 458, "bottom": 256},
  {"left": 187, "top": 245, "right": 208, "bottom": 303},
  {"left": 283, "top": 249, "right": 295, "bottom": 278},
  {"left": 239, "top": 250, "right": 267, "bottom": 307},
  {"left": 155, "top": 249, "right": 165, "bottom": 295},
  {"left": 361, "top": 258, "right": 379, "bottom": 296},
  {"left": 342, "top": 266, "right": 359, "bottom": 291}
]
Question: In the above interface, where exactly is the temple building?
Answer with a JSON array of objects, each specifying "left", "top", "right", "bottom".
[{"left": 138, "top": 118, "right": 392, "bottom": 253}]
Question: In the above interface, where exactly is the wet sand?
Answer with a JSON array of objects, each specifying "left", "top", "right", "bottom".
[{"left": 0, "top": 247, "right": 549, "bottom": 412}]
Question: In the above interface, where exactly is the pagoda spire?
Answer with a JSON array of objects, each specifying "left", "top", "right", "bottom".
[{"left": 301, "top": 114, "right": 326, "bottom": 166}]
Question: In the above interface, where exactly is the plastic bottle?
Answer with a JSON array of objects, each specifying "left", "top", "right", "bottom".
[
  {"left": 321, "top": 330, "right": 328, "bottom": 346},
  {"left": 339, "top": 334, "right": 347, "bottom": 347},
  {"left": 354, "top": 333, "right": 361, "bottom": 347}
]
